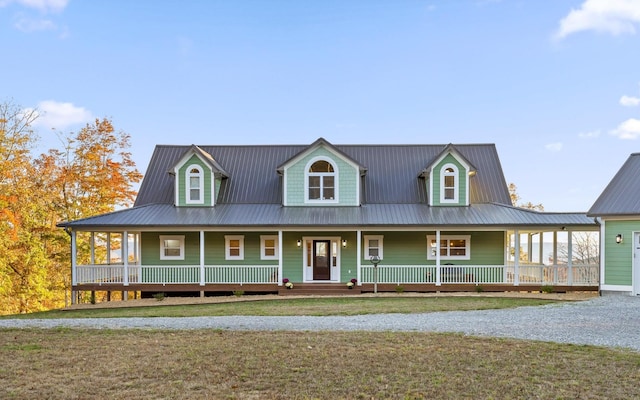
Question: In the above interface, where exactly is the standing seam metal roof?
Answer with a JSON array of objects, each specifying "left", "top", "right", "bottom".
[
  {"left": 134, "top": 143, "right": 512, "bottom": 207},
  {"left": 588, "top": 153, "right": 640, "bottom": 216}
]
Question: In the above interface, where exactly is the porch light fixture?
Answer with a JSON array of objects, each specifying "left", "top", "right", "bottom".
[
  {"left": 616, "top": 234, "right": 623, "bottom": 244},
  {"left": 297, "top": 239, "right": 302, "bottom": 248},
  {"left": 342, "top": 239, "right": 347, "bottom": 248}
]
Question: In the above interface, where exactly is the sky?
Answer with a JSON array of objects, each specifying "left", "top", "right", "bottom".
[{"left": 1, "top": 0, "right": 640, "bottom": 212}]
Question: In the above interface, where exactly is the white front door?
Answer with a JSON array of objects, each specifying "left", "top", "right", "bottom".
[{"left": 634, "top": 232, "right": 640, "bottom": 296}]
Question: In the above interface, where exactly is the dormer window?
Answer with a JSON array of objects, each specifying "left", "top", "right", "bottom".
[
  {"left": 441, "top": 164, "right": 458, "bottom": 203},
  {"left": 306, "top": 158, "right": 337, "bottom": 203},
  {"left": 186, "top": 165, "right": 204, "bottom": 204}
]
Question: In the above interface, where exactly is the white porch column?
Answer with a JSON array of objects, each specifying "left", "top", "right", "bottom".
[
  {"left": 123, "top": 231, "right": 129, "bottom": 288},
  {"left": 435, "top": 230, "right": 441, "bottom": 286},
  {"left": 200, "top": 230, "right": 206, "bottom": 286},
  {"left": 567, "top": 230, "right": 573, "bottom": 286},
  {"left": 278, "top": 230, "right": 283, "bottom": 286},
  {"left": 71, "top": 230, "right": 77, "bottom": 286},
  {"left": 553, "top": 231, "right": 558, "bottom": 284},
  {"left": 514, "top": 229, "right": 520, "bottom": 286},
  {"left": 538, "top": 232, "right": 544, "bottom": 264},
  {"left": 356, "top": 230, "right": 362, "bottom": 286},
  {"left": 106, "top": 233, "right": 111, "bottom": 264},
  {"left": 90, "top": 232, "right": 95, "bottom": 265}
]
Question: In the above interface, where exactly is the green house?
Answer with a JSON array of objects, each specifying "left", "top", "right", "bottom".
[
  {"left": 589, "top": 153, "right": 640, "bottom": 296},
  {"left": 59, "top": 138, "right": 599, "bottom": 301}
]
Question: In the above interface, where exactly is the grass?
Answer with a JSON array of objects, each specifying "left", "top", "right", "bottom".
[
  {"left": 1, "top": 329, "right": 639, "bottom": 399},
  {"left": 1, "top": 296, "right": 560, "bottom": 319}
]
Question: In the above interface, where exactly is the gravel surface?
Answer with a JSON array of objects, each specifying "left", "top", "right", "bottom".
[{"left": 1, "top": 295, "right": 639, "bottom": 351}]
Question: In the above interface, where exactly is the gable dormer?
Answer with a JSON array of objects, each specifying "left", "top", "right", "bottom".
[
  {"left": 420, "top": 144, "right": 476, "bottom": 207},
  {"left": 277, "top": 138, "right": 366, "bottom": 206},
  {"left": 169, "top": 145, "right": 228, "bottom": 207}
]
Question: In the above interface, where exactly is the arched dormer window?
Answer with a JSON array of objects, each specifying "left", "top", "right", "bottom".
[
  {"left": 440, "top": 164, "right": 458, "bottom": 203},
  {"left": 186, "top": 165, "right": 204, "bottom": 204},
  {"left": 305, "top": 158, "right": 337, "bottom": 203}
]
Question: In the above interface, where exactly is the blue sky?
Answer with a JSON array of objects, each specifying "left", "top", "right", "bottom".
[{"left": 2, "top": 0, "right": 640, "bottom": 212}]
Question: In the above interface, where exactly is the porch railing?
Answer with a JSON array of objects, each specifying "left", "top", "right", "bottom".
[
  {"left": 74, "top": 265, "right": 279, "bottom": 285},
  {"left": 360, "top": 264, "right": 599, "bottom": 286}
]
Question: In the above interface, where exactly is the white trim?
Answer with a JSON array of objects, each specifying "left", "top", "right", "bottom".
[
  {"left": 225, "top": 235, "right": 245, "bottom": 260},
  {"left": 260, "top": 235, "right": 279, "bottom": 260},
  {"left": 186, "top": 164, "right": 205, "bottom": 205},
  {"left": 304, "top": 156, "right": 339, "bottom": 204},
  {"left": 440, "top": 163, "right": 459, "bottom": 204},
  {"left": 278, "top": 230, "right": 283, "bottom": 286},
  {"left": 599, "top": 218, "right": 605, "bottom": 292},
  {"left": 633, "top": 231, "right": 640, "bottom": 295},
  {"left": 427, "top": 234, "right": 471, "bottom": 260},
  {"left": 200, "top": 230, "right": 205, "bottom": 286},
  {"left": 302, "top": 236, "right": 341, "bottom": 282},
  {"left": 600, "top": 284, "right": 633, "bottom": 292},
  {"left": 364, "top": 235, "right": 384, "bottom": 260},
  {"left": 160, "top": 235, "right": 185, "bottom": 260}
]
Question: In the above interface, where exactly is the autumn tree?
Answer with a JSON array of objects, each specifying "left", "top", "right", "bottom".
[
  {"left": 0, "top": 101, "right": 55, "bottom": 313},
  {"left": 508, "top": 183, "right": 544, "bottom": 211},
  {"left": 40, "top": 118, "right": 143, "bottom": 306},
  {"left": 0, "top": 101, "right": 142, "bottom": 314}
]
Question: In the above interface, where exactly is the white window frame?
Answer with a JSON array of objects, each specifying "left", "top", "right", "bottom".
[
  {"left": 304, "top": 157, "right": 339, "bottom": 204},
  {"left": 427, "top": 235, "right": 471, "bottom": 260},
  {"left": 364, "top": 235, "right": 384, "bottom": 260},
  {"left": 160, "top": 235, "right": 185, "bottom": 260},
  {"left": 186, "top": 164, "right": 205, "bottom": 205},
  {"left": 225, "top": 235, "right": 245, "bottom": 260},
  {"left": 440, "top": 163, "right": 459, "bottom": 204},
  {"left": 260, "top": 235, "right": 279, "bottom": 260}
]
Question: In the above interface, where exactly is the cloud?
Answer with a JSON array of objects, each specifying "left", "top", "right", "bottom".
[
  {"left": 0, "top": 0, "right": 69, "bottom": 13},
  {"left": 555, "top": 0, "right": 640, "bottom": 39},
  {"left": 545, "top": 142, "right": 563, "bottom": 152},
  {"left": 27, "top": 100, "right": 94, "bottom": 130},
  {"left": 14, "top": 16, "right": 55, "bottom": 32},
  {"left": 578, "top": 130, "right": 601, "bottom": 138},
  {"left": 610, "top": 118, "right": 640, "bottom": 139},
  {"left": 620, "top": 95, "right": 640, "bottom": 107}
]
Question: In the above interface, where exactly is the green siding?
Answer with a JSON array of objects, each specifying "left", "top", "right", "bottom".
[
  {"left": 281, "top": 232, "right": 304, "bottom": 282},
  {"left": 361, "top": 231, "right": 504, "bottom": 265},
  {"left": 177, "top": 154, "right": 214, "bottom": 207},
  {"left": 141, "top": 232, "right": 201, "bottom": 265},
  {"left": 204, "top": 232, "right": 279, "bottom": 265},
  {"left": 285, "top": 147, "right": 359, "bottom": 206},
  {"left": 603, "top": 220, "right": 640, "bottom": 286},
  {"left": 431, "top": 153, "right": 468, "bottom": 207}
]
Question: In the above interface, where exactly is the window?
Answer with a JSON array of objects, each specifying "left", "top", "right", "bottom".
[
  {"left": 186, "top": 165, "right": 204, "bottom": 204},
  {"left": 306, "top": 158, "right": 337, "bottom": 202},
  {"left": 440, "top": 164, "right": 458, "bottom": 203},
  {"left": 364, "top": 235, "right": 384, "bottom": 260},
  {"left": 427, "top": 235, "right": 470, "bottom": 260},
  {"left": 260, "top": 235, "right": 278, "bottom": 260},
  {"left": 225, "top": 235, "right": 244, "bottom": 260},
  {"left": 160, "top": 235, "right": 185, "bottom": 260}
]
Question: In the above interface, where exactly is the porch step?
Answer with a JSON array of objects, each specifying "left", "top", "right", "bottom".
[{"left": 279, "top": 283, "right": 361, "bottom": 296}]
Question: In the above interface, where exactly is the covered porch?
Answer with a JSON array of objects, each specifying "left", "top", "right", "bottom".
[{"left": 67, "top": 225, "right": 599, "bottom": 303}]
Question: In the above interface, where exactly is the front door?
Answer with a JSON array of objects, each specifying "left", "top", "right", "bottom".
[
  {"left": 313, "top": 240, "right": 331, "bottom": 280},
  {"left": 634, "top": 233, "right": 640, "bottom": 295}
]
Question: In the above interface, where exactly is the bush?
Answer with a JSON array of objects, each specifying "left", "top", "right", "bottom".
[{"left": 152, "top": 292, "right": 166, "bottom": 301}]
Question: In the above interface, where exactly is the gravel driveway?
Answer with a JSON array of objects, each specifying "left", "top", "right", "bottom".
[{"left": 2, "top": 295, "right": 639, "bottom": 351}]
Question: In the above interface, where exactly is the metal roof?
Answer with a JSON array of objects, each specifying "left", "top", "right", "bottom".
[
  {"left": 589, "top": 153, "right": 640, "bottom": 216},
  {"left": 134, "top": 142, "right": 512, "bottom": 207},
  {"left": 59, "top": 203, "right": 597, "bottom": 230}
]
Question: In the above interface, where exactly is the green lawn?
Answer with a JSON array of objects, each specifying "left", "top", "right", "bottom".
[{"left": 1, "top": 296, "right": 560, "bottom": 319}]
